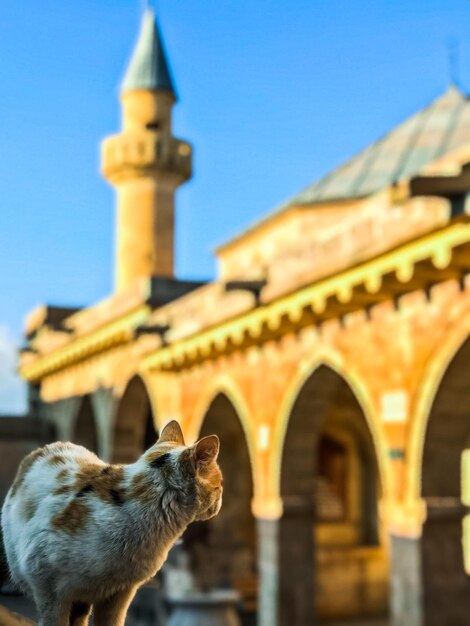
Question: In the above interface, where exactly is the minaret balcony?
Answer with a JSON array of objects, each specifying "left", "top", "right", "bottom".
[{"left": 101, "top": 132, "right": 192, "bottom": 183}]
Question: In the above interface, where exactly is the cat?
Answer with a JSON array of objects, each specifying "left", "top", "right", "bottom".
[{"left": 1, "top": 420, "right": 222, "bottom": 626}]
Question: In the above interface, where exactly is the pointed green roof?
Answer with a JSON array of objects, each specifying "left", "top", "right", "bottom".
[
  {"left": 121, "top": 9, "right": 177, "bottom": 98},
  {"left": 221, "top": 85, "right": 470, "bottom": 247},
  {"left": 285, "top": 84, "right": 470, "bottom": 206}
]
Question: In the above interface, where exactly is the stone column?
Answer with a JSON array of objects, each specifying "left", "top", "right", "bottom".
[
  {"left": 391, "top": 498, "right": 470, "bottom": 626},
  {"left": 390, "top": 534, "right": 423, "bottom": 626},
  {"left": 257, "top": 498, "right": 315, "bottom": 626},
  {"left": 91, "top": 387, "right": 117, "bottom": 461},
  {"left": 46, "top": 397, "right": 80, "bottom": 441},
  {"left": 278, "top": 497, "right": 315, "bottom": 626},
  {"left": 421, "top": 499, "right": 470, "bottom": 626},
  {"left": 257, "top": 518, "right": 279, "bottom": 626}
]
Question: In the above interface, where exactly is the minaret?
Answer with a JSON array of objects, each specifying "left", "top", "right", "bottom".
[{"left": 101, "top": 9, "right": 192, "bottom": 292}]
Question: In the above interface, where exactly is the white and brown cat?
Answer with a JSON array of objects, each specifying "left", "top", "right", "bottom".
[{"left": 1, "top": 420, "right": 222, "bottom": 626}]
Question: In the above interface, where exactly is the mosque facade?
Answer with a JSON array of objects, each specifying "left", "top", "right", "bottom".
[{"left": 18, "top": 10, "right": 470, "bottom": 626}]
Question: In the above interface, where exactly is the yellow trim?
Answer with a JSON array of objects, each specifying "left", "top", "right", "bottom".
[
  {"left": 21, "top": 307, "right": 149, "bottom": 382},
  {"left": 144, "top": 222, "right": 470, "bottom": 371},
  {"left": 20, "top": 222, "right": 470, "bottom": 382}
]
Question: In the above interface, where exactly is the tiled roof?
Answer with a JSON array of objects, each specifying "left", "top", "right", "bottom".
[
  {"left": 286, "top": 85, "right": 470, "bottom": 207},
  {"left": 121, "top": 9, "right": 177, "bottom": 97}
]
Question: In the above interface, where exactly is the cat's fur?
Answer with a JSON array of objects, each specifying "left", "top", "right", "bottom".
[{"left": 1, "top": 420, "right": 222, "bottom": 626}]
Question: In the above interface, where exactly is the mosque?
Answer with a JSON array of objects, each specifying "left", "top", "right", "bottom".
[{"left": 14, "top": 7, "right": 470, "bottom": 626}]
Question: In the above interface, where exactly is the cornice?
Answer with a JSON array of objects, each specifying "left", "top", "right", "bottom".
[
  {"left": 20, "top": 308, "right": 149, "bottom": 382},
  {"left": 143, "top": 221, "right": 470, "bottom": 371},
  {"left": 21, "top": 221, "right": 470, "bottom": 381}
]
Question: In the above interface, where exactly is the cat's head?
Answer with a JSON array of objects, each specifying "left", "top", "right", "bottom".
[{"left": 144, "top": 420, "right": 223, "bottom": 522}]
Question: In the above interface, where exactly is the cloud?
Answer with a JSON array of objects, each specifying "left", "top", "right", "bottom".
[{"left": 0, "top": 326, "right": 27, "bottom": 415}]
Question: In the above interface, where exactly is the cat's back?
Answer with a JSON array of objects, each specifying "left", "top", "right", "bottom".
[
  {"left": 2, "top": 442, "right": 100, "bottom": 540},
  {"left": 5, "top": 442, "right": 99, "bottom": 505},
  {"left": 1, "top": 442, "right": 102, "bottom": 589}
]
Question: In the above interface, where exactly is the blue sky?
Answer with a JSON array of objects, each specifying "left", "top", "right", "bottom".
[{"left": 0, "top": 0, "right": 469, "bottom": 412}]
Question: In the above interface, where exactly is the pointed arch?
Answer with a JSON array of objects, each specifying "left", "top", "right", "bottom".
[
  {"left": 407, "top": 319, "right": 470, "bottom": 624},
  {"left": 275, "top": 349, "right": 390, "bottom": 624},
  {"left": 190, "top": 375, "right": 258, "bottom": 488},
  {"left": 73, "top": 395, "right": 99, "bottom": 454},
  {"left": 112, "top": 374, "right": 158, "bottom": 463},
  {"left": 272, "top": 347, "right": 392, "bottom": 506},
  {"left": 135, "top": 368, "right": 163, "bottom": 431},
  {"left": 406, "top": 316, "right": 470, "bottom": 503},
  {"left": 184, "top": 386, "right": 258, "bottom": 623}
]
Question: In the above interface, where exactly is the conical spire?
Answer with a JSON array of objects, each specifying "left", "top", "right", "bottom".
[{"left": 121, "top": 9, "right": 177, "bottom": 98}]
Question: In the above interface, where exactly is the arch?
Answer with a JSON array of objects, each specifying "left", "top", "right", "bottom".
[
  {"left": 190, "top": 375, "right": 258, "bottom": 492},
  {"left": 113, "top": 375, "right": 166, "bottom": 619},
  {"left": 406, "top": 315, "right": 470, "bottom": 503},
  {"left": 73, "top": 395, "right": 98, "bottom": 454},
  {"left": 112, "top": 375, "right": 158, "bottom": 463},
  {"left": 135, "top": 368, "right": 163, "bottom": 431},
  {"left": 183, "top": 391, "right": 257, "bottom": 625},
  {"left": 410, "top": 326, "right": 470, "bottom": 624},
  {"left": 272, "top": 347, "right": 392, "bottom": 507},
  {"left": 420, "top": 337, "right": 470, "bottom": 497},
  {"left": 277, "top": 359, "right": 389, "bottom": 624}
]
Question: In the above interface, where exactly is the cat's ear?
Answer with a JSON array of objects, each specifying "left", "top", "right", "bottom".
[
  {"left": 159, "top": 420, "right": 185, "bottom": 445},
  {"left": 194, "top": 435, "right": 219, "bottom": 467}
]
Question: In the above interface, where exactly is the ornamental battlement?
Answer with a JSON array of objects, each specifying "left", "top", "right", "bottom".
[{"left": 101, "top": 133, "right": 192, "bottom": 183}]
